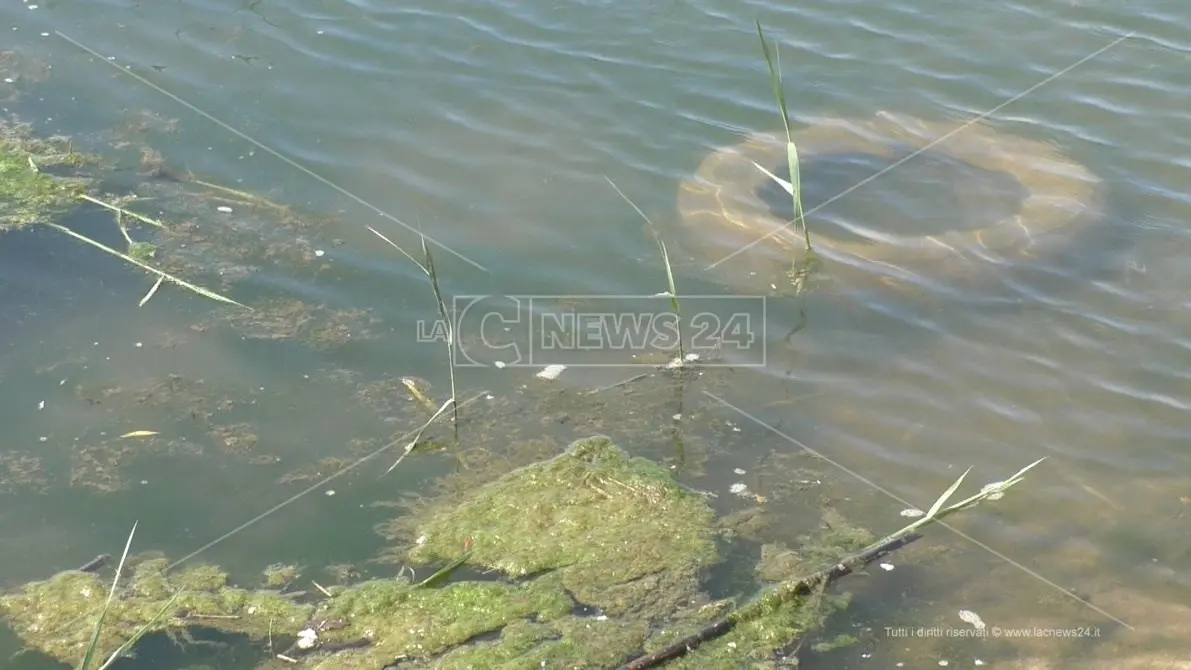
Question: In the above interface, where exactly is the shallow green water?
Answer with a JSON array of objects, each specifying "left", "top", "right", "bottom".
[{"left": 2, "top": 0, "right": 1191, "bottom": 667}]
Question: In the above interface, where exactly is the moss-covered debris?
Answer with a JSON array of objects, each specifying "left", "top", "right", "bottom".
[
  {"left": 0, "top": 556, "right": 313, "bottom": 665},
  {"left": 405, "top": 435, "right": 720, "bottom": 617},
  {"left": 0, "top": 120, "right": 94, "bottom": 230}
]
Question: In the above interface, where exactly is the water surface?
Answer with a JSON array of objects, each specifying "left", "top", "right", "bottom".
[{"left": 2, "top": 0, "right": 1190, "bottom": 667}]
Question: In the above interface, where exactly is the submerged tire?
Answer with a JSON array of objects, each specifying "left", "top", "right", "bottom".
[{"left": 675, "top": 111, "right": 1108, "bottom": 297}]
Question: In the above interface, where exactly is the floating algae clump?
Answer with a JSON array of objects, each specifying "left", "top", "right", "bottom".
[
  {"left": 405, "top": 435, "right": 720, "bottom": 617},
  {"left": 0, "top": 120, "right": 93, "bottom": 230},
  {"left": 1, "top": 437, "right": 864, "bottom": 668},
  {"left": 286, "top": 436, "right": 720, "bottom": 669},
  {"left": 296, "top": 576, "right": 577, "bottom": 668},
  {"left": 0, "top": 557, "right": 313, "bottom": 664}
]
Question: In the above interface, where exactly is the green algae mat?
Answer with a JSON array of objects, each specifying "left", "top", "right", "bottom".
[
  {"left": 0, "top": 120, "right": 94, "bottom": 231},
  {"left": 0, "top": 436, "right": 865, "bottom": 669}
]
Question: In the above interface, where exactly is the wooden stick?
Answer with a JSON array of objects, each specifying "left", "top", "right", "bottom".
[
  {"left": 77, "top": 554, "right": 111, "bottom": 573},
  {"left": 619, "top": 532, "right": 924, "bottom": 669}
]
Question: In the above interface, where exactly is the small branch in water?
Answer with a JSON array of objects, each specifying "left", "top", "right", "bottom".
[
  {"left": 77, "top": 554, "right": 111, "bottom": 573},
  {"left": 618, "top": 532, "right": 923, "bottom": 670}
]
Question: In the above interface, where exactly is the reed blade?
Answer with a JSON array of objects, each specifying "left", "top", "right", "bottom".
[
  {"left": 756, "top": 21, "right": 792, "bottom": 141},
  {"left": 79, "top": 522, "right": 139, "bottom": 670},
  {"left": 756, "top": 21, "right": 812, "bottom": 252}
]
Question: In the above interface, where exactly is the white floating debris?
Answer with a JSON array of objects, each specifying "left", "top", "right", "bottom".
[
  {"left": 672, "top": 413, "right": 682, "bottom": 421},
  {"left": 734, "top": 468, "right": 746, "bottom": 475},
  {"left": 485, "top": 394, "right": 495, "bottom": 400},
  {"left": 536, "top": 364, "right": 566, "bottom": 380},
  {"left": 216, "top": 205, "right": 233, "bottom": 213},
  {"left": 957, "top": 610, "right": 985, "bottom": 630},
  {"left": 878, "top": 563, "right": 894, "bottom": 571},
  {"left": 974, "top": 661, "right": 985, "bottom": 666},
  {"left": 664, "top": 352, "right": 701, "bottom": 369},
  {"left": 900, "top": 508, "right": 925, "bottom": 518},
  {"left": 325, "top": 490, "right": 335, "bottom": 496},
  {"left": 979, "top": 482, "right": 1005, "bottom": 501},
  {"left": 296, "top": 628, "right": 319, "bottom": 649},
  {"left": 729, "top": 482, "right": 748, "bottom": 495},
  {"left": 37, "top": 400, "right": 45, "bottom": 410},
  {"left": 939, "top": 661, "right": 949, "bottom": 667},
  {"left": 314, "top": 249, "right": 325, "bottom": 257},
  {"left": 494, "top": 361, "right": 507, "bottom": 369}
]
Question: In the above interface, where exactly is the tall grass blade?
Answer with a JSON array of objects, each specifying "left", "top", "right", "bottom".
[
  {"left": 420, "top": 233, "right": 459, "bottom": 434},
  {"left": 653, "top": 234, "right": 685, "bottom": 362},
  {"left": 1002, "top": 456, "right": 1047, "bottom": 485},
  {"left": 367, "top": 224, "right": 458, "bottom": 438},
  {"left": 752, "top": 161, "right": 793, "bottom": 196},
  {"left": 925, "top": 467, "right": 971, "bottom": 519},
  {"left": 366, "top": 226, "right": 428, "bottom": 275},
  {"left": 138, "top": 275, "right": 165, "bottom": 307},
  {"left": 78, "top": 522, "right": 139, "bottom": 670},
  {"left": 756, "top": 21, "right": 791, "bottom": 142},
  {"left": 78, "top": 193, "right": 166, "bottom": 228},
  {"left": 756, "top": 21, "right": 813, "bottom": 253},
  {"left": 385, "top": 395, "right": 469, "bottom": 475},
  {"left": 605, "top": 176, "right": 687, "bottom": 364},
  {"left": 415, "top": 549, "right": 475, "bottom": 589},
  {"left": 863, "top": 458, "right": 1048, "bottom": 552},
  {"left": 95, "top": 592, "right": 181, "bottom": 669}
]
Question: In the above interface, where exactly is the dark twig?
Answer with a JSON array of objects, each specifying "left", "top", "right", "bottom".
[
  {"left": 618, "top": 532, "right": 923, "bottom": 670},
  {"left": 77, "top": 554, "right": 111, "bottom": 573}
]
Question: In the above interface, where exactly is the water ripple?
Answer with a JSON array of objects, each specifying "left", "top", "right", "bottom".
[{"left": 6, "top": 0, "right": 1191, "bottom": 590}]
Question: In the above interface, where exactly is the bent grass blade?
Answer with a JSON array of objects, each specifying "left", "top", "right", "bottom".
[{"left": 46, "top": 223, "right": 247, "bottom": 309}]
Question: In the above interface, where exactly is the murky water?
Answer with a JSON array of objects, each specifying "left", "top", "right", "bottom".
[{"left": 2, "top": 0, "right": 1190, "bottom": 667}]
